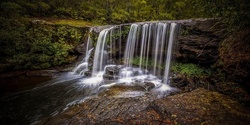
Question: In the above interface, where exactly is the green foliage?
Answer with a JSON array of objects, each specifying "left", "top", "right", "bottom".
[
  {"left": 0, "top": 17, "right": 83, "bottom": 70},
  {"left": 171, "top": 63, "right": 211, "bottom": 78},
  {"left": 0, "top": 2, "right": 25, "bottom": 17},
  {"left": 53, "top": 8, "right": 72, "bottom": 18},
  {"left": 132, "top": 57, "right": 161, "bottom": 69},
  {"left": 1, "top": 0, "right": 249, "bottom": 27},
  {"left": 111, "top": 9, "right": 129, "bottom": 24},
  {"left": 195, "top": 0, "right": 250, "bottom": 28},
  {"left": 105, "top": 25, "right": 130, "bottom": 45},
  {"left": 0, "top": 0, "right": 216, "bottom": 25}
]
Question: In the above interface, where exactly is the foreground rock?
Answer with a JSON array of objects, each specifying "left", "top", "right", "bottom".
[{"left": 36, "top": 88, "right": 250, "bottom": 125}]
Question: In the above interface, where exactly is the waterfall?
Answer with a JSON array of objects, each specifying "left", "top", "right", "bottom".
[
  {"left": 153, "top": 23, "right": 168, "bottom": 76},
  {"left": 163, "top": 23, "right": 178, "bottom": 84},
  {"left": 85, "top": 28, "right": 93, "bottom": 56},
  {"left": 145, "top": 23, "right": 153, "bottom": 70},
  {"left": 72, "top": 28, "right": 93, "bottom": 75},
  {"left": 139, "top": 24, "right": 149, "bottom": 69},
  {"left": 120, "top": 22, "right": 179, "bottom": 82},
  {"left": 109, "top": 29, "right": 113, "bottom": 62},
  {"left": 72, "top": 48, "right": 93, "bottom": 75},
  {"left": 74, "top": 22, "right": 179, "bottom": 91},
  {"left": 124, "top": 24, "right": 139, "bottom": 67},
  {"left": 92, "top": 27, "right": 112, "bottom": 76}
]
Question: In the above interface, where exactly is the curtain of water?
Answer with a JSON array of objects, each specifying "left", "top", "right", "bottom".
[
  {"left": 92, "top": 28, "right": 112, "bottom": 75},
  {"left": 153, "top": 23, "right": 164, "bottom": 75},
  {"left": 163, "top": 23, "right": 178, "bottom": 84},
  {"left": 72, "top": 28, "right": 93, "bottom": 75},
  {"left": 124, "top": 24, "right": 139, "bottom": 67},
  {"left": 145, "top": 23, "right": 153, "bottom": 70},
  {"left": 75, "top": 22, "right": 179, "bottom": 85},
  {"left": 85, "top": 28, "right": 93, "bottom": 56},
  {"left": 139, "top": 24, "right": 149, "bottom": 69}
]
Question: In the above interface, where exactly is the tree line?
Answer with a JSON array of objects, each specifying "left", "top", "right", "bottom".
[{"left": 0, "top": 0, "right": 248, "bottom": 27}]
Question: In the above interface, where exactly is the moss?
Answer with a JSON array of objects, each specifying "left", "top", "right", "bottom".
[
  {"left": 132, "top": 57, "right": 157, "bottom": 69},
  {"left": 171, "top": 63, "right": 211, "bottom": 78}
]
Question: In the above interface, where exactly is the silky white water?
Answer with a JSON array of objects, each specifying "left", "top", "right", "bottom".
[{"left": 74, "top": 22, "right": 179, "bottom": 95}]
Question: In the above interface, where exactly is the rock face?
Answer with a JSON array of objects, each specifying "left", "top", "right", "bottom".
[
  {"left": 176, "top": 19, "right": 226, "bottom": 65},
  {"left": 36, "top": 88, "right": 250, "bottom": 125}
]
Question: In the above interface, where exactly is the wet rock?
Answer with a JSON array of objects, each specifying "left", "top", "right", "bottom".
[
  {"left": 144, "top": 82, "right": 155, "bottom": 91},
  {"left": 74, "top": 42, "right": 87, "bottom": 55},
  {"left": 84, "top": 70, "right": 92, "bottom": 76},
  {"left": 36, "top": 88, "right": 250, "bottom": 125},
  {"left": 103, "top": 65, "right": 122, "bottom": 80},
  {"left": 98, "top": 84, "right": 146, "bottom": 97}
]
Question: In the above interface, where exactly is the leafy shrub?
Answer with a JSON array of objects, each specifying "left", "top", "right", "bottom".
[
  {"left": 53, "top": 8, "right": 72, "bottom": 17},
  {"left": 0, "top": 2, "right": 25, "bottom": 17},
  {"left": 0, "top": 17, "right": 83, "bottom": 70},
  {"left": 132, "top": 57, "right": 162, "bottom": 69}
]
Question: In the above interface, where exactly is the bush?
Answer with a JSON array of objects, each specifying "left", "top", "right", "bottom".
[
  {"left": 0, "top": 17, "right": 84, "bottom": 71},
  {"left": 53, "top": 8, "right": 72, "bottom": 18},
  {"left": 219, "top": 29, "right": 250, "bottom": 81},
  {"left": 0, "top": 2, "right": 25, "bottom": 17}
]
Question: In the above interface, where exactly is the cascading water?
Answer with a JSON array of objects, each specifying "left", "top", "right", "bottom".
[
  {"left": 73, "top": 28, "right": 93, "bottom": 75},
  {"left": 72, "top": 48, "right": 93, "bottom": 75},
  {"left": 74, "top": 22, "right": 179, "bottom": 94},
  {"left": 163, "top": 23, "right": 178, "bottom": 84},
  {"left": 92, "top": 28, "right": 110, "bottom": 75},
  {"left": 124, "top": 24, "right": 139, "bottom": 68}
]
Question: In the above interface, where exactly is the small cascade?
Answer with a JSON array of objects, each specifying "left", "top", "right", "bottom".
[
  {"left": 109, "top": 29, "right": 113, "bottom": 61},
  {"left": 154, "top": 23, "right": 168, "bottom": 76},
  {"left": 139, "top": 24, "right": 149, "bottom": 69},
  {"left": 85, "top": 28, "right": 93, "bottom": 55},
  {"left": 72, "top": 28, "right": 93, "bottom": 75},
  {"left": 72, "top": 48, "right": 94, "bottom": 75},
  {"left": 163, "top": 23, "right": 178, "bottom": 84},
  {"left": 124, "top": 24, "right": 139, "bottom": 68},
  {"left": 119, "top": 26, "right": 122, "bottom": 62},
  {"left": 120, "top": 22, "right": 178, "bottom": 79},
  {"left": 92, "top": 27, "right": 113, "bottom": 76}
]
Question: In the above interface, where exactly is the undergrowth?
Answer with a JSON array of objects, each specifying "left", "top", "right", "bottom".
[{"left": 171, "top": 63, "right": 211, "bottom": 78}]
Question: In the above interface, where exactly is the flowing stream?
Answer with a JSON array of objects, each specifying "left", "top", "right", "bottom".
[{"left": 0, "top": 22, "right": 179, "bottom": 124}]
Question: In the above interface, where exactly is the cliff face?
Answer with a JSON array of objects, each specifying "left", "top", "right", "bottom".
[
  {"left": 175, "top": 19, "right": 250, "bottom": 87},
  {"left": 175, "top": 19, "right": 226, "bottom": 66}
]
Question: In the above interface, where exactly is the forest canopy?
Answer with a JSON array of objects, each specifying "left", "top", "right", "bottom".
[{"left": 0, "top": 0, "right": 249, "bottom": 27}]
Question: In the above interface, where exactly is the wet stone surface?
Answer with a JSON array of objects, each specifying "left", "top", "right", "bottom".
[
  {"left": 103, "top": 65, "right": 122, "bottom": 80},
  {"left": 36, "top": 88, "right": 250, "bottom": 125}
]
